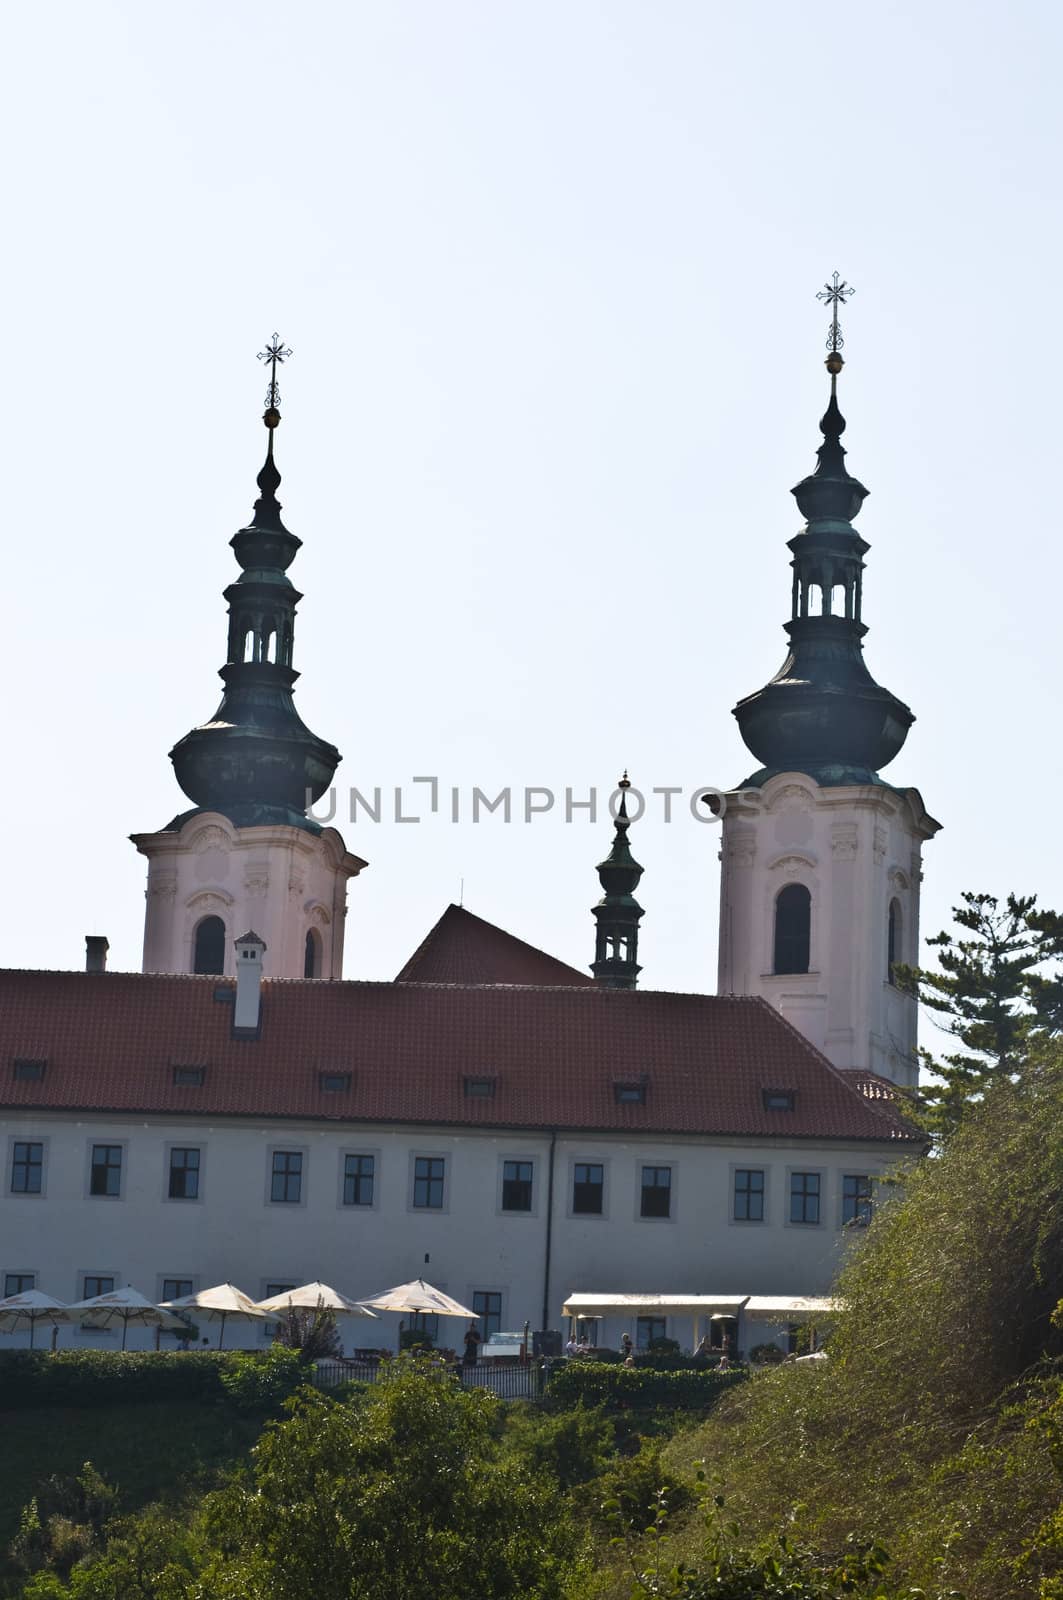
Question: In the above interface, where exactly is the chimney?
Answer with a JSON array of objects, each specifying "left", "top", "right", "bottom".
[
  {"left": 233, "top": 931, "right": 267, "bottom": 1031},
  {"left": 85, "top": 936, "right": 109, "bottom": 974}
]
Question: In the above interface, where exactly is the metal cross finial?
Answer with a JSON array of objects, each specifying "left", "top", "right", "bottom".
[
  {"left": 257, "top": 333, "right": 292, "bottom": 413},
  {"left": 816, "top": 272, "right": 854, "bottom": 353}
]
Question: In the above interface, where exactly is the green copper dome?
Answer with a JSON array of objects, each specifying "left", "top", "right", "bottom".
[
  {"left": 733, "top": 369, "right": 914, "bottom": 787},
  {"left": 168, "top": 412, "right": 340, "bottom": 831}
]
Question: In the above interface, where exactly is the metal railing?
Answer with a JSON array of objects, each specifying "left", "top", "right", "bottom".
[{"left": 311, "top": 1358, "right": 545, "bottom": 1400}]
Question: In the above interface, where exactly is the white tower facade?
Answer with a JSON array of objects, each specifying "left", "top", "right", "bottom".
[
  {"left": 132, "top": 813, "right": 365, "bottom": 979},
  {"left": 720, "top": 285, "right": 940, "bottom": 1087},
  {"left": 717, "top": 775, "right": 939, "bottom": 1086}
]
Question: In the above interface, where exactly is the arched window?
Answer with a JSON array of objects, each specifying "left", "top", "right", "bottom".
[
  {"left": 887, "top": 898, "right": 901, "bottom": 983},
  {"left": 774, "top": 884, "right": 811, "bottom": 975},
  {"left": 304, "top": 928, "right": 320, "bottom": 980},
  {"left": 193, "top": 916, "right": 226, "bottom": 976}
]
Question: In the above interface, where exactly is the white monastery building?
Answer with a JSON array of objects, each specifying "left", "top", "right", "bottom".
[{"left": 0, "top": 299, "right": 934, "bottom": 1355}]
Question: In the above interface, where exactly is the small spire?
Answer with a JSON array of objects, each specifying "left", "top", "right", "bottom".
[
  {"left": 252, "top": 333, "right": 292, "bottom": 529},
  {"left": 590, "top": 772, "right": 644, "bottom": 990}
]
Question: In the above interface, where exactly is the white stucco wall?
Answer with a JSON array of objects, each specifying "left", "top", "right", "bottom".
[
  {"left": 0, "top": 1112, "right": 906, "bottom": 1354},
  {"left": 131, "top": 812, "right": 365, "bottom": 979},
  {"left": 717, "top": 773, "right": 939, "bottom": 1086}
]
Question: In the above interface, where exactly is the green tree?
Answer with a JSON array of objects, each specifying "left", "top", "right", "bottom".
[
  {"left": 898, "top": 892, "right": 1063, "bottom": 1137},
  {"left": 195, "top": 1358, "right": 585, "bottom": 1600}
]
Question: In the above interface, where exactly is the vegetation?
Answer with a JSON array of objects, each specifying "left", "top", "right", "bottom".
[
  {"left": 898, "top": 891, "right": 1063, "bottom": 1137},
  {"left": 546, "top": 1362, "right": 746, "bottom": 1411}
]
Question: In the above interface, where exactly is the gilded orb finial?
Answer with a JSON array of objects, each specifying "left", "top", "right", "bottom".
[
  {"left": 257, "top": 333, "right": 292, "bottom": 427},
  {"left": 816, "top": 272, "right": 854, "bottom": 381}
]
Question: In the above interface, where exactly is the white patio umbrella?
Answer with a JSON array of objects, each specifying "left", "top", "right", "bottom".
[
  {"left": 359, "top": 1278, "right": 477, "bottom": 1319},
  {"left": 66, "top": 1286, "right": 189, "bottom": 1351},
  {"left": 158, "top": 1282, "right": 269, "bottom": 1349},
  {"left": 0, "top": 1291, "right": 71, "bottom": 1349},
  {"left": 256, "top": 1282, "right": 378, "bottom": 1317}
]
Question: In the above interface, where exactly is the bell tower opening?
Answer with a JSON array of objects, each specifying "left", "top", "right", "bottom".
[
  {"left": 193, "top": 915, "right": 226, "bottom": 976},
  {"left": 773, "top": 884, "right": 811, "bottom": 975}
]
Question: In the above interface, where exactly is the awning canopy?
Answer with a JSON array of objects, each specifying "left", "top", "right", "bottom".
[
  {"left": 562, "top": 1293, "right": 749, "bottom": 1318},
  {"left": 743, "top": 1296, "right": 839, "bottom": 1318}
]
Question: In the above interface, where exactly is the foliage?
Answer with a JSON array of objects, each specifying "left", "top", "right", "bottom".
[
  {"left": 501, "top": 1402, "right": 615, "bottom": 1491},
  {"left": 748, "top": 1343, "right": 785, "bottom": 1365},
  {"left": 547, "top": 1360, "right": 746, "bottom": 1412},
  {"left": 16, "top": 1504, "right": 207, "bottom": 1600},
  {"left": 270, "top": 1299, "right": 342, "bottom": 1361},
  {"left": 8, "top": 1464, "right": 115, "bottom": 1580},
  {"left": 398, "top": 1325, "right": 434, "bottom": 1352},
  {"left": 656, "top": 1050, "right": 1063, "bottom": 1598},
  {"left": 216, "top": 1347, "right": 305, "bottom": 1413},
  {"left": 898, "top": 891, "right": 1063, "bottom": 1137},
  {"left": 0, "top": 1352, "right": 236, "bottom": 1411},
  {"left": 194, "top": 1359, "right": 586, "bottom": 1600},
  {"left": 596, "top": 1441, "right": 694, "bottom": 1534}
]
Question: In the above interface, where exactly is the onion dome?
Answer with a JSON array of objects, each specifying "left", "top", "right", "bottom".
[
  {"left": 591, "top": 774, "right": 645, "bottom": 990},
  {"left": 732, "top": 279, "right": 914, "bottom": 786},
  {"left": 168, "top": 338, "right": 340, "bottom": 830}
]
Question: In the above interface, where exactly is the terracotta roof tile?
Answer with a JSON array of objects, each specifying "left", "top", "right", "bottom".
[
  {"left": 396, "top": 904, "right": 593, "bottom": 987},
  {"left": 0, "top": 970, "right": 916, "bottom": 1143}
]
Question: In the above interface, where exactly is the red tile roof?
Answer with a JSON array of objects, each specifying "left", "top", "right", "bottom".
[
  {"left": 0, "top": 970, "right": 916, "bottom": 1143},
  {"left": 396, "top": 904, "right": 593, "bottom": 987}
]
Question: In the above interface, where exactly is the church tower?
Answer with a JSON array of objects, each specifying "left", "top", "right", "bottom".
[
  {"left": 131, "top": 338, "right": 365, "bottom": 979},
  {"left": 717, "top": 279, "right": 939, "bottom": 1087}
]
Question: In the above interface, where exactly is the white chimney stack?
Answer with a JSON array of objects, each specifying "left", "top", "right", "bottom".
[{"left": 233, "top": 931, "right": 267, "bottom": 1031}]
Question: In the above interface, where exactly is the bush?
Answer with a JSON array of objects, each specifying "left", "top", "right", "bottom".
[
  {"left": 547, "top": 1362, "right": 746, "bottom": 1412},
  {"left": 749, "top": 1342, "right": 785, "bottom": 1365},
  {"left": 595, "top": 1440, "right": 694, "bottom": 1533},
  {"left": 0, "top": 1351, "right": 232, "bottom": 1410},
  {"left": 272, "top": 1301, "right": 342, "bottom": 1361},
  {"left": 217, "top": 1347, "right": 305, "bottom": 1412},
  {"left": 502, "top": 1403, "right": 615, "bottom": 1490}
]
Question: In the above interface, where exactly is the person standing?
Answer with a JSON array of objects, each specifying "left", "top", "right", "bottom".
[{"left": 463, "top": 1322, "right": 482, "bottom": 1366}]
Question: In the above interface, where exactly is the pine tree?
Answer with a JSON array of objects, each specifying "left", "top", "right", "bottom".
[{"left": 897, "top": 891, "right": 1063, "bottom": 1139}]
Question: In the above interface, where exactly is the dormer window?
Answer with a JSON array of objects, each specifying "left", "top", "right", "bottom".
[
  {"left": 172, "top": 1065, "right": 206, "bottom": 1087},
  {"left": 319, "top": 1072, "right": 352, "bottom": 1093},
  {"left": 12, "top": 1059, "right": 46, "bottom": 1082},
  {"left": 614, "top": 1081, "right": 647, "bottom": 1105},
  {"left": 464, "top": 1076, "right": 496, "bottom": 1099},
  {"left": 763, "top": 1089, "right": 796, "bottom": 1112}
]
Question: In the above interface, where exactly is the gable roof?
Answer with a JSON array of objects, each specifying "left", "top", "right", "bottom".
[
  {"left": 0, "top": 970, "right": 917, "bottom": 1144},
  {"left": 396, "top": 904, "right": 592, "bottom": 987}
]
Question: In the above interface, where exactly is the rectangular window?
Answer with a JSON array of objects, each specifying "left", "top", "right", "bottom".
[
  {"left": 473, "top": 1290, "right": 502, "bottom": 1339},
  {"left": 790, "top": 1171, "right": 821, "bottom": 1225},
  {"left": 343, "top": 1154, "right": 375, "bottom": 1207},
  {"left": 464, "top": 1076, "right": 496, "bottom": 1098},
  {"left": 168, "top": 1147, "right": 200, "bottom": 1200},
  {"left": 4, "top": 1273, "right": 35, "bottom": 1296},
  {"left": 614, "top": 1082, "right": 646, "bottom": 1105},
  {"left": 636, "top": 1316, "right": 667, "bottom": 1350},
  {"left": 270, "top": 1150, "right": 303, "bottom": 1204},
  {"left": 640, "top": 1165, "right": 672, "bottom": 1218},
  {"left": 319, "top": 1073, "right": 351, "bottom": 1093},
  {"left": 13, "top": 1059, "right": 46, "bottom": 1082},
  {"left": 89, "top": 1145, "right": 122, "bottom": 1198},
  {"left": 262, "top": 1282, "right": 296, "bottom": 1338},
  {"left": 842, "top": 1174, "right": 873, "bottom": 1226},
  {"left": 161, "top": 1278, "right": 193, "bottom": 1301},
  {"left": 413, "top": 1156, "right": 445, "bottom": 1209},
  {"left": 572, "top": 1162, "right": 604, "bottom": 1215},
  {"left": 82, "top": 1275, "right": 115, "bottom": 1299},
  {"left": 501, "top": 1159, "right": 533, "bottom": 1213},
  {"left": 172, "top": 1065, "right": 205, "bottom": 1086},
  {"left": 734, "top": 1168, "right": 765, "bottom": 1222},
  {"left": 11, "top": 1141, "right": 43, "bottom": 1195}
]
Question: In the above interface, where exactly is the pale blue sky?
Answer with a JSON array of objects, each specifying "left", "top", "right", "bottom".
[{"left": 3, "top": 0, "right": 1059, "bottom": 1015}]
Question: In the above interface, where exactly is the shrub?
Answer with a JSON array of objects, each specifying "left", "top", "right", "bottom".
[
  {"left": 595, "top": 1440, "right": 694, "bottom": 1533},
  {"left": 749, "top": 1342, "right": 785, "bottom": 1365},
  {"left": 503, "top": 1403, "right": 615, "bottom": 1490},
  {"left": 217, "top": 1347, "right": 305, "bottom": 1412},
  {"left": 547, "top": 1362, "right": 746, "bottom": 1412},
  {"left": 272, "top": 1300, "right": 342, "bottom": 1361},
  {"left": 0, "top": 1351, "right": 231, "bottom": 1410}
]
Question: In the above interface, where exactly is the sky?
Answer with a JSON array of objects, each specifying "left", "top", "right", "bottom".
[{"left": 3, "top": 0, "right": 1060, "bottom": 1032}]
